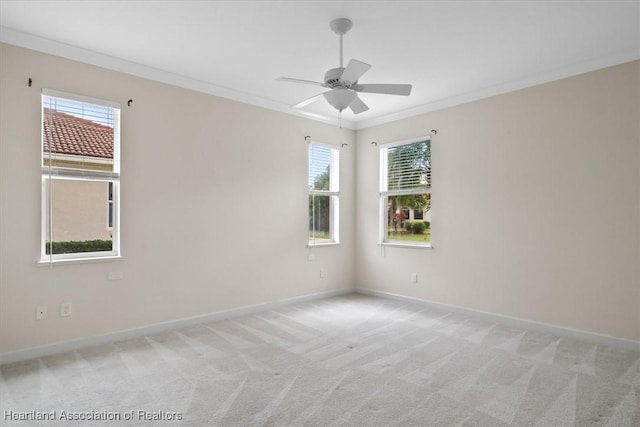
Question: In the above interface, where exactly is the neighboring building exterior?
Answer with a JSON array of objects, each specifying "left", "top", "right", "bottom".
[{"left": 397, "top": 207, "right": 431, "bottom": 223}]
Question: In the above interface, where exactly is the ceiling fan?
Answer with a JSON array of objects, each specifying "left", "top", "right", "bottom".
[{"left": 277, "top": 18, "right": 412, "bottom": 115}]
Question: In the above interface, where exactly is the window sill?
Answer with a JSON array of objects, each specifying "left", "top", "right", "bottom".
[
  {"left": 307, "top": 242, "right": 340, "bottom": 248},
  {"left": 378, "top": 242, "right": 433, "bottom": 249},
  {"left": 37, "top": 255, "right": 123, "bottom": 266}
]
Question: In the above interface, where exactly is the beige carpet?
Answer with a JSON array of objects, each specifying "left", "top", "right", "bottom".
[{"left": 1, "top": 293, "right": 639, "bottom": 426}]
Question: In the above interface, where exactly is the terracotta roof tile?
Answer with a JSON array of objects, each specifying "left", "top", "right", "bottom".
[{"left": 43, "top": 108, "right": 114, "bottom": 159}]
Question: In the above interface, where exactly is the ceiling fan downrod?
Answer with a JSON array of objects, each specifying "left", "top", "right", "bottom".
[
  {"left": 330, "top": 18, "right": 352, "bottom": 69},
  {"left": 340, "top": 33, "right": 343, "bottom": 68}
]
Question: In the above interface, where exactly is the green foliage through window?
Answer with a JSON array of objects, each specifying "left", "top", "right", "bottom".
[{"left": 45, "top": 239, "right": 113, "bottom": 255}]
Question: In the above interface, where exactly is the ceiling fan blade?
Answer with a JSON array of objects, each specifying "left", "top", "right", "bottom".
[
  {"left": 355, "top": 84, "right": 412, "bottom": 96},
  {"left": 277, "top": 77, "right": 327, "bottom": 87},
  {"left": 292, "top": 92, "right": 326, "bottom": 109},
  {"left": 339, "top": 59, "right": 371, "bottom": 85},
  {"left": 349, "top": 95, "right": 369, "bottom": 114}
]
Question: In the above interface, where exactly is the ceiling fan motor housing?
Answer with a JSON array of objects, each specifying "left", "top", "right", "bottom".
[{"left": 325, "top": 67, "right": 349, "bottom": 87}]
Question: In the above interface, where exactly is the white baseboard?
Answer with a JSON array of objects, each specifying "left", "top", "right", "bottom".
[
  {"left": 4, "top": 286, "right": 635, "bottom": 365},
  {"left": 356, "top": 288, "right": 640, "bottom": 352},
  {"left": 0, "top": 288, "right": 354, "bottom": 365}
]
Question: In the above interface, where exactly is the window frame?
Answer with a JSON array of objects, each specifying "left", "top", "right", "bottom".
[
  {"left": 40, "top": 89, "right": 121, "bottom": 263},
  {"left": 379, "top": 136, "right": 432, "bottom": 248},
  {"left": 308, "top": 141, "right": 340, "bottom": 246}
]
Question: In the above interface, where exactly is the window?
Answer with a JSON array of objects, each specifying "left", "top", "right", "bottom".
[
  {"left": 380, "top": 137, "right": 431, "bottom": 246},
  {"left": 41, "top": 89, "right": 120, "bottom": 262},
  {"left": 308, "top": 142, "right": 339, "bottom": 245}
]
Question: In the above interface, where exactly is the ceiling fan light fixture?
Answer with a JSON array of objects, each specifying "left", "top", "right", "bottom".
[{"left": 323, "top": 89, "right": 357, "bottom": 112}]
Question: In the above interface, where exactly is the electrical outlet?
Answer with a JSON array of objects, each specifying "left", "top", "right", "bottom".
[
  {"left": 36, "top": 306, "right": 47, "bottom": 320},
  {"left": 60, "top": 302, "right": 71, "bottom": 317},
  {"left": 320, "top": 268, "right": 326, "bottom": 278},
  {"left": 411, "top": 273, "right": 418, "bottom": 283}
]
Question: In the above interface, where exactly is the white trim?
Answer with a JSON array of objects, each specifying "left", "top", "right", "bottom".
[
  {"left": 5, "top": 28, "right": 636, "bottom": 132},
  {"left": 307, "top": 139, "right": 340, "bottom": 150},
  {"left": 382, "top": 188, "right": 431, "bottom": 197},
  {"left": 42, "top": 88, "right": 120, "bottom": 109},
  {"left": 0, "top": 288, "right": 354, "bottom": 365},
  {"left": 43, "top": 170, "right": 120, "bottom": 181},
  {"left": 309, "top": 190, "right": 339, "bottom": 196},
  {"left": 332, "top": 194, "right": 340, "bottom": 243},
  {"left": 43, "top": 154, "right": 114, "bottom": 167},
  {"left": 377, "top": 242, "right": 433, "bottom": 249},
  {"left": 379, "top": 135, "right": 431, "bottom": 150},
  {"left": 41, "top": 250, "right": 119, "bottom": 262},
  {"left": 355, "top": 49, "right": 640, "bottom": 130},
  {"left": 37, "top": 255, "right": 123, "bottom": 266},
  {"left": 307, "top": 242, "right": 340, "bottom": 248},
  {"left": 356, "top": 288, "right": 640, "bottom": 352},
  {"left": 40, "top": 177, "right": 48, "bottom": 261}
]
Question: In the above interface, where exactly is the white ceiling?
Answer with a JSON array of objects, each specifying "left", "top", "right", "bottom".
[{"left": 1, "top": 1, "right": 639, "bottom": 129}]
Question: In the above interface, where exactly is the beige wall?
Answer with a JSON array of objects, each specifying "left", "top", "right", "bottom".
[
  {"left": 0, "top": 43, "right": 638, "bottom": 356},
  {"left": 0, "top": 43, "right": 356, "bottom": 354},
  {"left": 356, "top": 61, "right": 640, "bottom": 341}
]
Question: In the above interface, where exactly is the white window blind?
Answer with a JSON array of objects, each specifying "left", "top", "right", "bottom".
[
  {"left": 381, "top": 139, "right": 431, "bottom": 195},
  {"left": 308, "top": 144, "right": 338, "bottom": 192}
]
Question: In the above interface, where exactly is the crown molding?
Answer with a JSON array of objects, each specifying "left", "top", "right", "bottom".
[
  {"left": 2, "top": 26, "right": 637, "bottom": 132},
  {"left": 355, "top": 49, "right": 640, "bottom": 130},
  {"left": 0, "top": 26, "right": 358, "bottom": 130}
]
